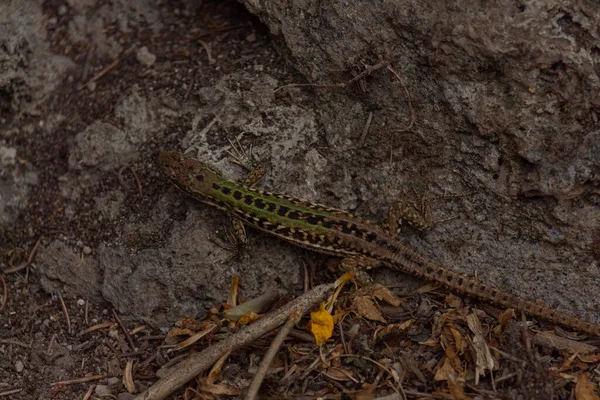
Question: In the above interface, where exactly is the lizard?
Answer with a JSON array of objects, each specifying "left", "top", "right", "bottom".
[{"left": 156, "top": 150, "right": 600, "bottom": 337}]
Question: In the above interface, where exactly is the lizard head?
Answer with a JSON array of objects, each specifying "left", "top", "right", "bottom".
[{"left": 156, "top": 151, "right": 222, "bottom": 199}]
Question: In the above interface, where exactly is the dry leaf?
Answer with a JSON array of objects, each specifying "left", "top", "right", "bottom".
[
  {"left": 434, "top": 357, "right": 456, "bottom": 381},
  {"left": 374, "top": 319, "right": 415, "bottom": 338},
  {"left": 175, "top": 317, "right": 216, "bottom": 332},
  {"left": 226, "top": 273, "right": 239, "bottom": 308},
  {"left": 167, "top": 327, "right": 196, "bottom": 337},
  {"left": 309, "top": 303, "right": 334, "bottom": 345},
  {"left": 223, "top": 289, "right": 283, "bottom": 322},
  {"left": 354, "top": 296, "right": 386, "bottom": 323},
  {"left": 467, "top": 313, "right": 496, "bottom": 385},
  {"left": 173, "top": 323, "right": 218, "bottom": 350},
  {"left": 445, "top": 293, "right": 463, "bottom": 308},
  {"left": 237, "top": 310, "right": 261, "bottom": 326},
  {"left": 576, "top": 374, "right": 600, "bottom": 400},
  {"left": 370, "top": 284, "right": 402, "bottom": 307},
  {"left": 324, "top": 367, "right": 355, "bottom": 381},
  {"left": 532, "top": 331, "right": 598, "bottom": 355},
  {"left": 447, "top": 373, "right": 471, "bottom": 400},
  {"left": 123, "top": 359, "right": 136, "bottom": 393},
  {"left": 497, "top": 308, "right": 516, "bottom": 327}
]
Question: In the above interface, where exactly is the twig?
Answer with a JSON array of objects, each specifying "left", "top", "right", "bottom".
[
  {"left": 51, "top": 374, "right": 106, "bottom": 386},
  {"left": 134, "top": 283, "right": 334, "bottom": 400},
  {"left": 27, "top": 236, "right": 43, "bottom": 264},
  {"left": 0, "top": 274, "right": 6, "bottom": 311},
  {"left": 276, "top": 60, "right": 390, "bottom": 92},
  {"left": 82, "top": 384, "right": 95, "bottom": 400},
  {"left": 113, "top": 309, "right": 137, "bottom": 351},
  {"left": 3, "top": 235, "right": 43, "bottom": 274},
  {"left": 0, "top": 338, "right": 30, "bottom": 348},
  {"left": 198, "top": 39, "right": 214, "bottom": 64},
  {"left": 119, "top": 165, "right": 143, "bottom": 195},
  {"left": 58, "top": 293, "right": 72, "bottom": 335},
  {"left": 85, "top": 299, "right": 89, "bottom": 325},
  {"left": 0, "top": 388, "right": 23, "bottom": 397},
  {"left": 246, "top": 312, "right": 299, "bottom": 400},
  {"left": 358, "top": 112, "right": 373, "bottom": 147},
  {"left": 81, "top": 58, "right": 120, "bottom": 89},
  {"left": 386, "top": 64, "right": 415, "bottom": 133}
]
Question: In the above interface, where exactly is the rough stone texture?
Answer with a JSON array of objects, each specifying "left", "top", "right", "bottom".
[
  {"left": 235, "top": 0, "right": 600, "bottom": 321},
  {"left": 2, "top": 0, "right": 599, "bottom": 330}
]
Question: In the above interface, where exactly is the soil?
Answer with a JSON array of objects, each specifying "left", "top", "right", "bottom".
[{"left": 1, "top": 0, "right": 599, "bottom": 398}]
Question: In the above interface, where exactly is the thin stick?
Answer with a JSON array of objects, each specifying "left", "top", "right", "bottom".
[
  {"left": 246, "top": 312, "right": 299, "bottom": 400},
  {"left": 113, "top": 309, "right": 137, "bottom": 351},
  {"left": 276, "top": 60, "right": 390, "bottom": 93},
  {"left": 58, "top": 293, "right": 72, "bottom": 335},
  {"left": 51, "top": 374, "right": 106, "bottom": 386},
  {"left": 89, "top": 59, "right": 120, "bottom": 84},
  {"left": 0, "top": 388, "right": 23, "bottom": 397},
  {"left": 358, "top": 112, "right": 373, "bottom": 147},
  {"left": 0, "top": 274, "right": 6, "bottom": 311},
  {"left": 198, "top": 39, "right": 214, "bottom": 64},
  {"left": 387, "top": 64, "right": 415, "bottom": 133},
  {"left": 134, "top": 283, "right": 334, "bottom": 400}
]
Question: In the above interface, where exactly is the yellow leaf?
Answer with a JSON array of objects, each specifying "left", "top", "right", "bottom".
[
  {"left": 309, "top": 303, "right": 334, "bottom": 345},
  {"left": 576, "top": 374, "right": 600, "bottom": 400},
  {"left": 237, "top": 310, "right": 260, "bottom": 326}
]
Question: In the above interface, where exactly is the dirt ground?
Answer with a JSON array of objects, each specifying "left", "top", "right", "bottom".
[{"left": 1, "top": 0, "right": 600, "bottom": 399}]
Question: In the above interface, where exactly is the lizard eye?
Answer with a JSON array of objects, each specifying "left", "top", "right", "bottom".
[{"left": 195, "top": 174, "right": 204, "bottom": 182}]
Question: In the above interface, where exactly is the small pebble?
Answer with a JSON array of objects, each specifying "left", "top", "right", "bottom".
[
  {"left": 136, "top": 46, "right": 156, "bottom": 66},
  {"left": 15, "top": 360, "right": 24, "bottom": 372},
  {"left": 77, "top": 298, "right": 85, "bottom": 306},
  {"left": 58, "top": 5, "right": 68, "bottom": 15},
  {"left": 83, "top": 246, "right": 92, "bottom": 255},
  {"left": 95, "top": 385, "right": 112, "bottom": 396},
  {"left": 246, "top": 32, "right": 256, "bottom": 42},
  {"left": 107, "top": 377, "right": 120, "bottom": 386}
]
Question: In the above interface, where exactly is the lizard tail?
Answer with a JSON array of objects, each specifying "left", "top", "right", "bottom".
[{"left": 393, "top": 248, "right": 600, "bottom": 337}]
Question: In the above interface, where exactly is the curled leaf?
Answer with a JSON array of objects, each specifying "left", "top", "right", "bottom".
[{"left": 309, "top": 303, "right": 334, "bottom": 345}]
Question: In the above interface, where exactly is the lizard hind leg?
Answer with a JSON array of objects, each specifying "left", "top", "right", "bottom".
[
  {"left": 339, "top": 255, "right": 382, "bottom": 286},
  {"left": 385, "top": 187, "right": 461, "bottom": 234}
]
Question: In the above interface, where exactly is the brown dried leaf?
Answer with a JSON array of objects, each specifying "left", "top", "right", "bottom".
[
  {"left": 434, "top": 357, "right": 456, "bottom": 381},
  {"left": 123, "top": 359, "right": 136, "bottom": 393},
  {"left": 374, "top": 319, "right": 415, "bottom": 338},
  {"left": 167, "top": 327, "right": 196, "bottom": 337},
  {"left": 354, "top": 296, "right": 386, "bottom": 323},
  {"left": 173, "top": 322, "right": 218, "bottom": 350},
  {"left": 532, "top": 331, "right": 598, "bottom": 355},
  {"left": 196, "top": 381, "right": 241, "bottom": 396},
  {"left": 237, "top": 310, "right": 261, "bottom": 326},
  {"left": 206, "top": 349, "right": 231, "bottom": 385},
  {"left": 445, "top": 293, "right": 463, "bottom": 308},
  {"left": 467, "top": 313, "right": 497, "bottom": 385},
  {"left": 497, "top": 308, "right": 516, "bottom": 327},
  {"left": 447, "top": 373, "right": 472, "bottom": 400},
  {"left": 226, "top": 273, "right": 239, "bottom": 308},
  {"left": 354, "top": 384, "right": 376, "bottom": 400},
  {"left": 576, "top": 374, "right": 600, "bottom": 400},
  {"left": 370, "top": 283, "right": 402, "bottom": 307},
  {"left": 175, "top": 317, "right": 215, "bottom": 332},
  {"left": 324, "top": 367, "right": 355, "bottom": 381}
]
